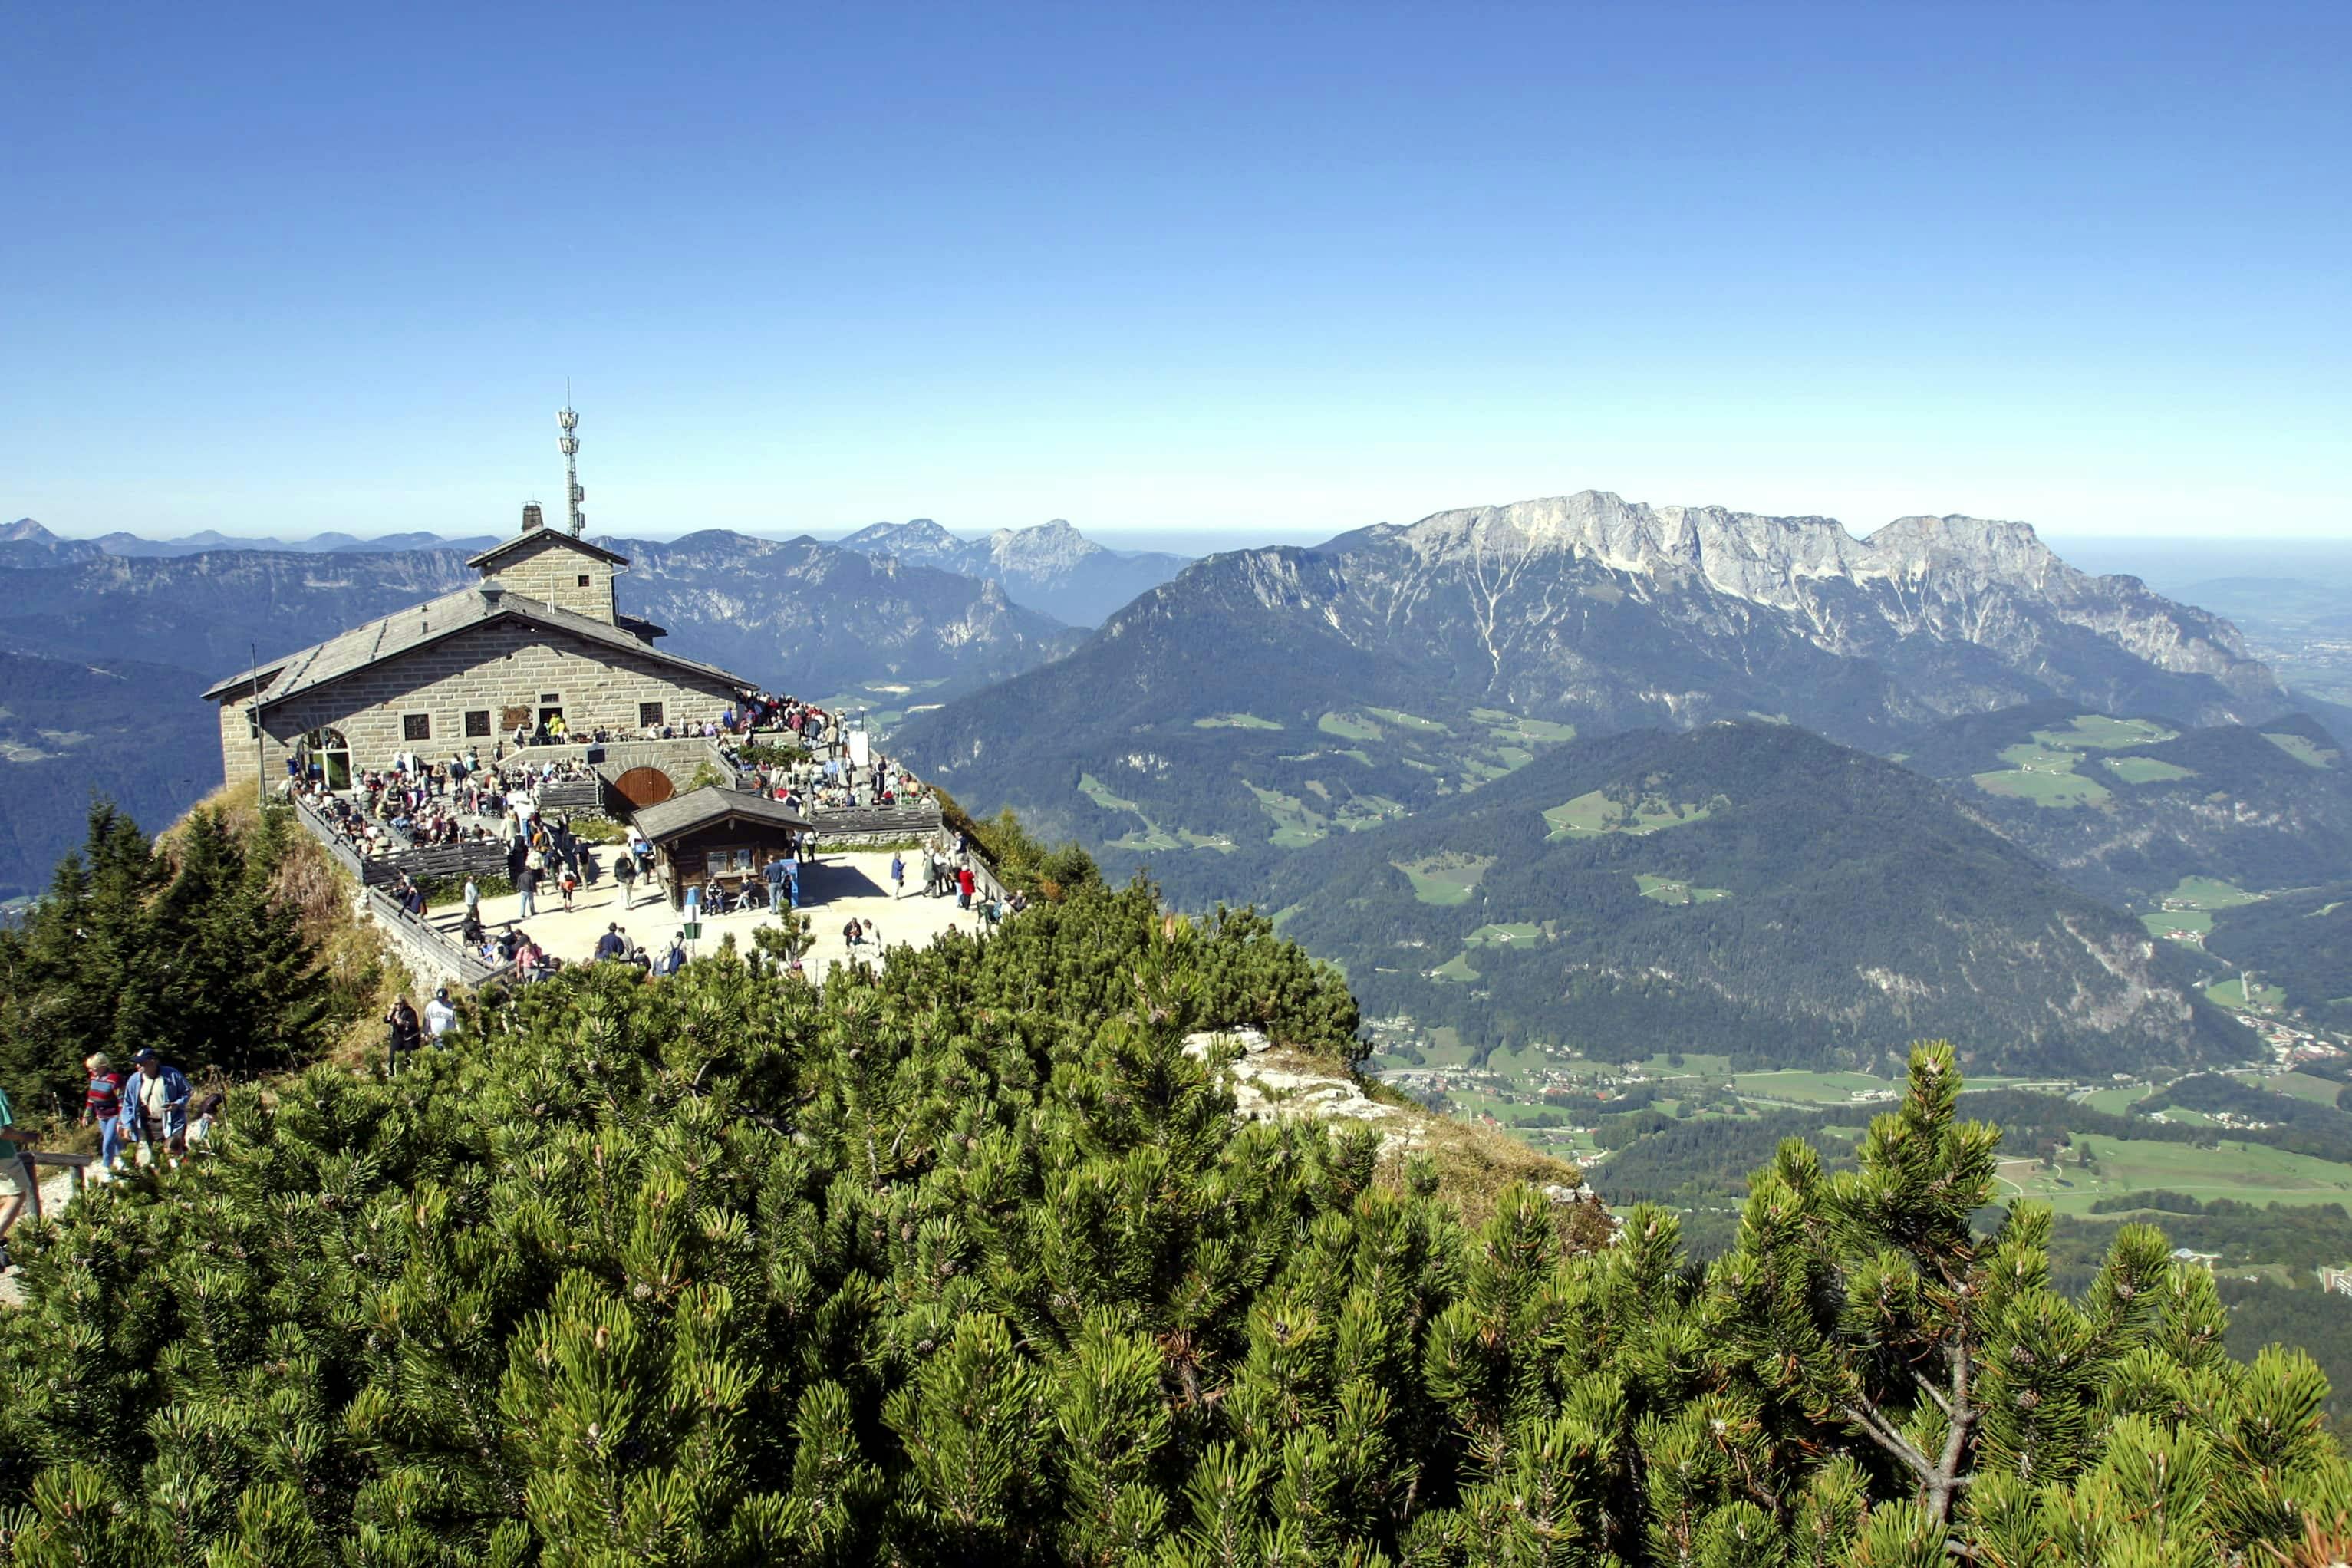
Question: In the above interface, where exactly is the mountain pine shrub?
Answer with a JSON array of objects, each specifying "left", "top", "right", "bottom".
[{"left": 0, "top": 878, "right": 2341, "bottom": 1563}]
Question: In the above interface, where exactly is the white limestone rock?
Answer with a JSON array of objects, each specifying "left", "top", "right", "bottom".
[{"left": 1181, "top": 1026, "right": 1273, "bottom": 1062}]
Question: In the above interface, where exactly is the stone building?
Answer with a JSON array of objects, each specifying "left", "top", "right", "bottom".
[{"left": 205, "top": 509, "right": 756, "bottom": 790}]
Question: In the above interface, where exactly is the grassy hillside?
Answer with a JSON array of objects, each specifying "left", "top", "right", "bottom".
[{"left": 1896, "top": 703, "right": 2352, "bottom": 909}]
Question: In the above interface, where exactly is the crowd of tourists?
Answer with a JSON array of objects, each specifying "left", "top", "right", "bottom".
[
  {"left": 284, "top": 748, "right": 609, "bottom": 858},
  {"left": 730, "top": 744, "right": 935, "bottom": 815}
]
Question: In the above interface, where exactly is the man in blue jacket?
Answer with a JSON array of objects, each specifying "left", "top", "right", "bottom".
[{"left": 121, "top": 1048, "right": 192, "bottom": 1168}]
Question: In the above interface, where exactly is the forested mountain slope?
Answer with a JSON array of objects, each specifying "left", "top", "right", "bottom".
[
  {"left": 2206, "top": 886, "right": 2352, "bottom": 1029},
  {"left": 1895, "top": 702, "right": 2352, "bottom": 907},
  {"left": 1263, "top": 723, "right": 2238, "bottom": 1075},
  {"left": 898, "top": 489, "right": 2287, "bottom": 902}
]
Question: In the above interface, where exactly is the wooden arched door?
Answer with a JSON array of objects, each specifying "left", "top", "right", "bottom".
[{"left": 614, "top": 766, "right": 675, "bottom": 809}]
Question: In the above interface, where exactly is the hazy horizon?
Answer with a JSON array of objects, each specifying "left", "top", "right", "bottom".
[{"left": 18, "top": 509, "right": 2352, "bottom": 601}]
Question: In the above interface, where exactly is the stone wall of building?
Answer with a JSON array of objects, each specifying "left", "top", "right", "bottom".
[
  {"left": 480, "top": 532, "right": 619, "bottom": 623},
  {"left": 219, "top": 618, "right": 743, "bottom": 788}
]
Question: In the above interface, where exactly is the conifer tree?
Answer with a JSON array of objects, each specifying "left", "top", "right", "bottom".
[{"left": 0, "top": 800, "right": 169, "bottom": 1105}]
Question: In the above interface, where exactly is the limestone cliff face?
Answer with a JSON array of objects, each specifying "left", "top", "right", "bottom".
[
  {"left": 1206, "top": 491, "right": 2282, "bottom": 736},
  {"left": 1349, "top": 492, "right": 2268, "bottom": 696}
]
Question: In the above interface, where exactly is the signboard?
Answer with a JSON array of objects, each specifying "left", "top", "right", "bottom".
[{"left": 848, "top": 727, "right": 871, "bottom": 768}]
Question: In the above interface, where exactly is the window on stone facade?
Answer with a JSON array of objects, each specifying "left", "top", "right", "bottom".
[
  {"left": 639, "top": 701, "right": 665, "bottom": 728},
  {"left": 577, "top": 574, "right": 591, "bottom": 588},
  {"left": 540, "top": 693, "right": 560, "bottom": 704},
  {"left": 402, "top": 713, "right": 431, "bottom": 742},
  {"left": 464, "top": 710, "right": 492, "bottom": 737}
]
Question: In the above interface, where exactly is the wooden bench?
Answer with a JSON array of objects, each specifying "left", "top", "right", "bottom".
[{"left": 23, "top": 1151, "right": 97, "bottom": 1220}]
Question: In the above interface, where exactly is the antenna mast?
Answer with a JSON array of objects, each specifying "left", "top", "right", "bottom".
[{"left": 557, "top": 387, "right": 585, "bottom": 535}]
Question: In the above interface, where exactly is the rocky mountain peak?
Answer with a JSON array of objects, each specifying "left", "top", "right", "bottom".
[
  {"left": 988, "top": 518, "right": 1102, "bottom": 572},
  {"left": 838, "top": 518, "right": 962, "bottom": 557},
  {"left": 1, "top": 518, "right": 58, "bottom": 543},
  {"left": 1863, "top": 513, "right": 2069, "bottom": 590},
  {"left": 1385, "top": 490, "right": 1887, "bottom": 607}
]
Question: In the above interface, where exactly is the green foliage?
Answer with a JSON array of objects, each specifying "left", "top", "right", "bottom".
[
  {"left": 0, "top": 802, "right": 331, "bottom": 1108},
  {"left": 0, "top": 933, "right": 2344, "bottom": 1562}
]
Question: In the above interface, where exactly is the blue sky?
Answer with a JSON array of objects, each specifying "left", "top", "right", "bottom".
[{"left": 7, "top": 2, "right": 2347, "bottom": 543}]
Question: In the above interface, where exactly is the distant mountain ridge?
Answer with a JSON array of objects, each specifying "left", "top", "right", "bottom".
[
  {"left": 0, "top": 532, "right": 1077, "bottom": 700},
  {"left": 99, "top": 529, "right": 506, "bottom": 555},
  {"left": 836, "top": 517, "right": 1188, "bottom": 624},
  {"left": 892, "top": 488, "right": 2297, "bottom": 920},
  {"left": 1307, "top": 491, "right": 2278, "bottom": 724}
]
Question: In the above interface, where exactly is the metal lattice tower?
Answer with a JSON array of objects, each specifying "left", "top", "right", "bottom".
[{"left": 557, "top": 392, "right": 585, "bottom": 535}]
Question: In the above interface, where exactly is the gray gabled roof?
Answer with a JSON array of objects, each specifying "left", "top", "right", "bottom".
[
  {"left": 203, "top": 585, "right": 753, "bottom": 706},
  {"left": 631, "top": 787, "right": 813, "bottom": 843},
  {"left": 466, "top": 529, "right": 630, "bottom": 570}
]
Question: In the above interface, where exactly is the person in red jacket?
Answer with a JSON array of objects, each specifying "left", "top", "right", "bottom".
[
  {"left": 956, "top": 865, "right": 976, "bottom": 909},
  {"left": 83, "top": 1052, "right": 127, "bottom": 1173}
]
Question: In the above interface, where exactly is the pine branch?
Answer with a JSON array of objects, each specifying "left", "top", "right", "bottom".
[{"left": 1837, "top": 1397, "right": 1935, "bottom": 1481}]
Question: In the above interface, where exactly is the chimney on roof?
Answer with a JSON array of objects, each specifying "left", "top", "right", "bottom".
[
  {"left": 480, "top": 578, "right": 506, "bottom": 608},
  {"left": 522, "top": 502, "right": 545, "bottom": 532}
]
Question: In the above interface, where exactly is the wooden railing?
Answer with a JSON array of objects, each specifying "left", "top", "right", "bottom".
[
  {"left": 362, "top": 882, "right": 515, "bottom": 989},
  {"left": 808, "top": 801, "right": 945, "bottom": 837},
  {"left": 24, "top": 1151, "right": 96, "bottom": 1218},
  {"left": 290, "top": 792, "right": 374, "bottom": 880}
]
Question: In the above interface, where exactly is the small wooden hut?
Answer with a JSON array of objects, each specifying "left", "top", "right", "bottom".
[{"left": 630, "top": 788, "right": 814, "bottom": 910}]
